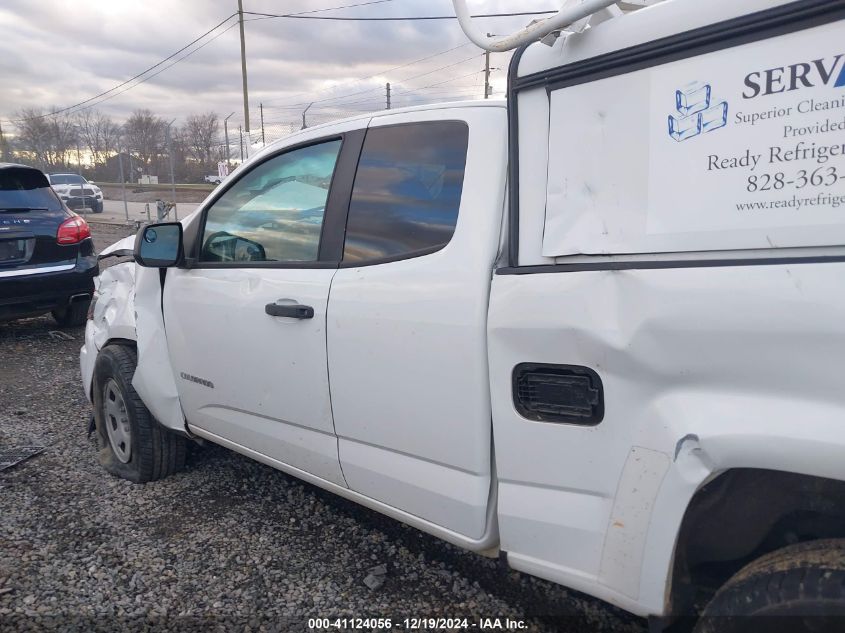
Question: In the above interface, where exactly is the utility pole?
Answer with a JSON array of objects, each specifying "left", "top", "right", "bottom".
[
  {"left": 484, "top": 50, "right": 491, "bottom": 99},
  {"left": 0, "top": 121, "right": 8, "bottom": 161},
  {"left": 301, "top": 103, "right": 313, "bottom": 130},
  {"left": 237, "top": 0, "right": 250, "bottom": 157},
  {"left": 385, "top": 82, "right": 391, "bottom": 110},
  {"left": 75, "top": 136, "right": 85, "bottom": 215},
  {"left": 224, "top": 112, "right": 234, "bottom": 170},
  {"left": 484, "top": 34, "right": 495, "bottom": 99},
  {"left": 238, "top": 125, "right": 244, "bottom": 162},
  {"left": 166, "top": 119, "right": 178, "bottom": 220},
  {"left": 259, "top": 103, "right": 265, "bottom": 145},
  {"left": 117, "top": 146, "right": 129, "bottom": 223}
]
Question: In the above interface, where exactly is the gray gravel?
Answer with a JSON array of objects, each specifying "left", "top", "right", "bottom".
[{"left": 0, "top": 223, "right": 646, "bottom": 632}]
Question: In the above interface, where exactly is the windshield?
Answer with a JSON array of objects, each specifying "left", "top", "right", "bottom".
[
  {"left": 49, "top": 174, "right": 87, "bottom": 185},
  {"left": 1, "top": 168, "right": 64, "bottom": 211}
]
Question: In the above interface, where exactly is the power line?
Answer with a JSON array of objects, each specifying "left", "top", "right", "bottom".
[
  {"left": 5, "top": 1, "right": 400, "bottom": 124},
  {"left": 260, "top": 42, "right": 471, "bottom": 107},
  {"left": 245, "top": 0, "right": 396, "bottom": 22},
  {"left": 8, "top": 13, "right": 238, "bottom": 123},
  {"left": 395, "top": 69, "right": 488, "bottom": 94},
  {"left": 244, "top": 9, "right": 558, "bottom": 21},
  {"left": 317, "top": 68, "right": 485, "bottom": 109},
  {"left": 266, "top": 53, "right": 482, "bottom": 111},
  {"left": 75, "top": 23, "right": 239, "bottom": 115}
]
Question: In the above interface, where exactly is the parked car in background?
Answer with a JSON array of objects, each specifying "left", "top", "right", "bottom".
[
  {"left": 1, "top": 164, "right": 97, "bottom": 326},
  {"left": 47, "top": 173, "right": 104, "bottom": 213},
  {"left": 203, "top": 174, "right": 223, "bottom": 185}
]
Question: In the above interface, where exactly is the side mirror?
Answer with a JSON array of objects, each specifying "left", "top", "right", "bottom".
[{"left": 134, "top": 222, "right": 183, "bottom": 268}]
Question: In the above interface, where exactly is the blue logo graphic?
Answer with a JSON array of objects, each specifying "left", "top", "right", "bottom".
[
  {"left": 668, "top": 81, "right": 729, "bottom": 142},
  {"left": 836, "top": 63, "right": 845, "bottom": 88}
]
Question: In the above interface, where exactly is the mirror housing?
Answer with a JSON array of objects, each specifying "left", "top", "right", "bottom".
[{"left": 134, "top": 222, "right": 183, "bottom": 268}]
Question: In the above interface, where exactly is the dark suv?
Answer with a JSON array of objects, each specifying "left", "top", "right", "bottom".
[{"left": 0, "top": 164, "right": 98, "bottom": 326}]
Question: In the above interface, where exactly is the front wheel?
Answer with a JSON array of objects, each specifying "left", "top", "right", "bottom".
[
  {"left": 694, "top": 539, "right": 845, "bottom": 633},
  {"left": 92, "top": 345, "right": 186, "bottom": 483}
]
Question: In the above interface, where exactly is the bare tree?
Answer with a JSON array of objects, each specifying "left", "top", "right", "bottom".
[
  {"left": 13, "top": 107, "right": 76, "bottom": 168},
  {"left": 13, "top": 108, "right": 51, "bottom": 166},
  {"left": 184, "top": 112, "right": 219, "bottom": 169},
  {"left": 170, "top": 125, "right": 194, "bottom": 182},
  {"left": 123, "top": 109, "right": 165, "bottom": 169},
  {"left": 77, "top": 110, "right": 122, "bottom": 165},
  {"left": 0, "top": 121, "right": 11, "bottom": 162},
  {"left": 47, "top": 108, "right": 77, "bottom": 167}
]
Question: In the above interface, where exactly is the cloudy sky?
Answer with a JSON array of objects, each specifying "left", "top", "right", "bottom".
[{"left": 0, "top": 0, "right": 556, "bottom": 137}]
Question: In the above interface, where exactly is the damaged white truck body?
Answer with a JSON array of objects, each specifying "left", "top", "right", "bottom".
[{"left": 81, "top": 0, "right": 845, "bottom": 627}]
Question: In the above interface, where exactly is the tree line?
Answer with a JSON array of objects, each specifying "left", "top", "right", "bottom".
[{"left": 2, "top": 108, "right": 228, "bottom": 183}]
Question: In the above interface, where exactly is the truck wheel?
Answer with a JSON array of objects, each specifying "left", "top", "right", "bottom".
[
  {"left": 52, "top": 299, "right": 89, "bottom": 327},
  {"left": 694, "top": 539, "right": 845, "bottom": 633},
  {"left": 94, "top": 200, "right": 103, "bottom": 213},
  {"left": 92, "top": 345, "right": 186, "bottom": 483}
]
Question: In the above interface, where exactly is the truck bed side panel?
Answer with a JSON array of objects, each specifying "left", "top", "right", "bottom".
[{"left": 488, "top": 261, "right": 845, "bottom": 615}]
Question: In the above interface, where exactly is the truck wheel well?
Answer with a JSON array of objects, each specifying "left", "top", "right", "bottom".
[
  {"left": 669, "top": 468, "right": 845, "bottom": 615},
  {"left": 89, "top": 339, "right": 137, "bottom": 400},
  {"left": 103, "top": 338, "right": 137, "bottom": 349}
]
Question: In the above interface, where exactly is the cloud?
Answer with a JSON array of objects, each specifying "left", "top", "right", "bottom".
[{"left": 1, "top": 0, "right": 554, "bottom": 135}]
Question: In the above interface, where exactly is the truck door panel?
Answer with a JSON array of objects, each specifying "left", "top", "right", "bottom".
[
  {"left": 164, "top": 134, "right": 359, "bottom": 486},
  {"left": 327, "top": 108, "right": 508, "bottom": 539}
]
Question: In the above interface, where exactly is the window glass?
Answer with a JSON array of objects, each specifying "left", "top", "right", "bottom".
[
  {"left": 0, "top": 167, "right": 62, "bottom": 212},
  {"left": 200, "top": 139, "right": 342, "bottom": 263},
  {"left": 49, "top": 174, "right": 86, "bottom": 185},
  {"left": 343, "top": 121, "right": 468, "bottom": 262}
]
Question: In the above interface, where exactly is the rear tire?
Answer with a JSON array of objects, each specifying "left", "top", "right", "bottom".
[
  {"left": 52, "top": 300, "right": 89, "bottom": 327},
  {"left": 694, "top": 539, "right": 845, "bottom": 633},
  {"left": 92, "top": 345, "right": 186, "bottom": 483}
]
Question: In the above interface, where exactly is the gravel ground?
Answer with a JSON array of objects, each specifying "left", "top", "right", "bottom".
[{"left": 0, "top": 223, "right": 646, "bottom": 632}]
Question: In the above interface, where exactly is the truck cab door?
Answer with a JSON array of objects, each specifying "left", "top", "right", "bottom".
[
  {"left": 163, "top": 129, "right": 364, "bottom": 486},
  {"left": 327, "top": 107, "right": 508, "bottom": 541}
]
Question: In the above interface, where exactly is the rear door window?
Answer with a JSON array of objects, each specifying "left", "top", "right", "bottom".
[{"left": 342, "top": 121, "right": 469, "bottom": 263}]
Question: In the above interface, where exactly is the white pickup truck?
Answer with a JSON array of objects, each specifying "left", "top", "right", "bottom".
[{"left": 80, "top": 0, "right": 845, "bottom": 628}]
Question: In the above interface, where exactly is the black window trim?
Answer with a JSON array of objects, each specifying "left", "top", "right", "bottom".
[
  {"left": 185, "top": 129, "right": 366, "bottom": 270},
  {"left": 337, "top": 119, "right": 470, "bottom": 268}
]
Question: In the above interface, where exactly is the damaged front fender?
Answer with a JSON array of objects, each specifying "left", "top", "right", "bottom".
[
  {"left": 80, "top": 260, "right": 136, "bottom": 401},
  {"left": 130, "top": 265, "right": 188, "bottom": 434},
  {"left": 80, "top": 232, "right": 188, "bottom": 434}
]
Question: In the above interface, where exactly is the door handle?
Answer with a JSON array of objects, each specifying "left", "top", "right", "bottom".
[{"left": 265, "top": 302, "right": 314, "bottom": 319}]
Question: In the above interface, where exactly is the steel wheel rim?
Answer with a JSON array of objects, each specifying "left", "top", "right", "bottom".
[{"left": 103, "top": 379, "right": 131, "bottom": 463}]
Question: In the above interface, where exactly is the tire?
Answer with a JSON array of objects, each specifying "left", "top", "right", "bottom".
[
  {"left": 52, "top": 299, "right": 89, "bottom": 327},
  {"left": 94, "top": 200, "right": 103, "bottom": 213},
  {"left": 694, "top": 539, "right": 845, "bottom": 633},
  {"left": 92, "top": 345, "right": 186, "bottom": 483}
]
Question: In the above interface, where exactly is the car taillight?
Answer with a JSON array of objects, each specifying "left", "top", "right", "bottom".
[{"left": 57, "top": 215, "right": 92, "bottom": 244}]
